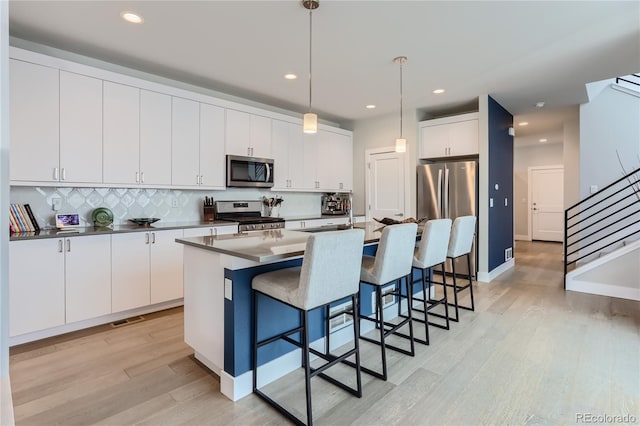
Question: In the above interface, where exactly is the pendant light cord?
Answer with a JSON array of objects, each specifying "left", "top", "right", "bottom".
[
  {"left": 308, "top": 7, "right": 313, "bottom": 112},
  {"left": 399, "top": 59, "right": 403, "bottom": 138}
]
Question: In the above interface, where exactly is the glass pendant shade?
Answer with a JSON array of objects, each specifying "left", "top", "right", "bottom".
[
  {"left": 303, "top": 112, "right": 318, "bottom": 133},
  {"left": 395, "top": 138, "right": 407, "bottom": 153}
]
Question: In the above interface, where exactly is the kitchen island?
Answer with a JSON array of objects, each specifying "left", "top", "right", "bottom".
[{"left": 175, "top": 222, "right": 398, "bottom": 401}]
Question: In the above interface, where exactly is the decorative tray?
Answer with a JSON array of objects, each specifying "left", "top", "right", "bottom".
[{"left": 128, "top": 218, "right": 161, "bottom": 226}]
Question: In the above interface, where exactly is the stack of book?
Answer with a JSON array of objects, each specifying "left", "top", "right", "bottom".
[{"left": 9, "top": 203, "right": 40, "bottom": 234}]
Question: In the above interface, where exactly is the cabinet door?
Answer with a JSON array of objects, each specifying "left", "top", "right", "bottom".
[
  {"left": 270, "top": 120, "right": 290, "bottom": 189},
  {"left": 140, "top": 90, "right": 172, "bottom": 186},
  {"left": 103, "top": 81, "right": 140, "bottom": 185},
  {"left": 317, "top": 130, "right": 352, "bottom": 191},
  {"left": 150, "top": 229, "right": 184, "bottom": 304},
  {"left": 9, "top": 239, "right": 65, "bottom": 336},
  {"left": 225, "top": 109, "right": 252, "bottom": 156},
  {"left": 419, "top": 123, "right": 450, "bottom": 159},
  {"left": 111, "top": 232, "right": 150, "bottom": 313},
  {"left": 59, "top": 71, "right": 103, "bottom": 184},
  {"left": 250, "top": 114, "right": 272, "bottom": 158},
  {"left": 10, "top": 59, "right": 60, "bottom": 183},
  {"left": 287, "top": 123, "right": 305, "bottom": 189},
  {"left": 301, "top": 133, "right": 319, "bottom": 190},
  {"left": 199, "top": 103, "right": 226, "bottom": 189},
  {"left": 171, "top": 97, "right": 200, "bottom": 187},
  {"left": 65, "top": 235, "right": 111, "bottom": 323},
  {"left": 334, "top": 132, "right": 353, "bottom": 191},
  {"left": 449, "top": 119, "right": 479, "bottom": 157}
]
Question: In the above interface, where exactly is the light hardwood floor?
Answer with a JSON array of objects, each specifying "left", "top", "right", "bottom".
[{"left": 10, "top": 241, "right": 640, "bottom": 425}]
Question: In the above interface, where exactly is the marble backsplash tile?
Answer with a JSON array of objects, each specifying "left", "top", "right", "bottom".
[{"left": 11, "top": 186, "right": 322, "bottom": 229}]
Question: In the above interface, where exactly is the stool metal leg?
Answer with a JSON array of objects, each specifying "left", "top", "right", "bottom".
[
  {"left": 302, "top": 310, "right": 312, "bottom": 426},
  {"left": 451, "top": 258, "right": 460, "bottom": 322},
  {"left": 467, "top": 253, "right": 475, "bottom": 311},
  {"left": 252, "top": 290, "right": 259, "bottom": 393}
]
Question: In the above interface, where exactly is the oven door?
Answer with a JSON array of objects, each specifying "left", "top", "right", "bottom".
[{"left": 226, "top": 155, "right": 274, "bottom": 188}]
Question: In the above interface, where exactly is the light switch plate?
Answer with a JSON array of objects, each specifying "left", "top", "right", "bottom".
[
  {"left": 52, "top": 197, "right": 62, "bottom": 211},
  {"left": 590, "top": 185, "right": 598, "bottom": 194},
  {"left": 224, "top": 278, "right": 233, "bottom": 300}
]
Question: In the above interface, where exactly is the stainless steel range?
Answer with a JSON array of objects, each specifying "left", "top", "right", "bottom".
[{"left": 215, "top": 200, "right": 285, "bottom": 232}]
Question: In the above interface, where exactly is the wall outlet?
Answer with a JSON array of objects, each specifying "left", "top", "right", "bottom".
[
  {"left": 171, "top": 198, "right": 178, "bottom": 208},
  {"left": 52, "top": 197, "right": 62, "bottom": 211},
  {"left": 371, "top": 288, "right": 396, "bottom": 312},
  {"left": 590, "top": 185, "right": 598, "bottom": 194}
]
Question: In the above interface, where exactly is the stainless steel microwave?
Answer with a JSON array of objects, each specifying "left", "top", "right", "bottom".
[{"left": 226, "top": 155, "right": 274, "bottom": 188}]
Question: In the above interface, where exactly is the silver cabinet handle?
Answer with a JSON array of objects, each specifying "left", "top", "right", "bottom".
[
  {"left": 394, "top": 213, "right": 404, "bottom": 217},
  {"left": 151, "top": 232, "right": 156, "bottom": 244},
  {"left": 140, "top": 172, "right": 144, "bottom": 183},
  {"left": 339, "top": 182, "right": 343, "bottom": 189},
  {"left": 199, "top": 175, "right": 204, "bottom": 185},
  {"left": 66, "top": 239, "right": 71, "bottom": 252},
  {"left": 53, "top": 167, "right": 59, "bottom": 181},
  {"left": 136, "top": 171, "right": 140, "bottom": 183},
  {"left": 145, "top": 233, "right": 149, "bottom": 244},
  {"left": 58, "top": 239, "right": 63, "bottom": 252},
  {"left": 61, "top": 168, "right": 66, "bottom": 181},
  {"left": 247, "top": 147, "right": 251, "bottom": 156},
  {"left": 196, "top": 174, "right": 200, "bottom": 184}
]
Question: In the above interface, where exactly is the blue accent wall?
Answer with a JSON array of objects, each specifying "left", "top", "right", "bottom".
[{"left": 487, "top": 96, "right": 514, "bottom": 271}]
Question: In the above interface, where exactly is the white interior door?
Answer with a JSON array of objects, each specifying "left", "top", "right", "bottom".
[
  {"left": 367, "top": 150, "right": 405, "bottom": 220},
  {"left": 531, "top": 166, "right": 564, "bottom": 242}
]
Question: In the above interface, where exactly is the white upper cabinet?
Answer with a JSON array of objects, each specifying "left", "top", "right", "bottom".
[
  {"left": 103, "top": 81, "right": 141, "bottom": 185},
  {"left": 140, "top": 90, "right": 172, "bottom": 186},
  {"left": 419, "top": 112, "right": 479, "bottom": 159},
  {"left": 317, "top": 130, "right": 353, "bottom": 191},
  {"left": 60, "top": 71, "right": 103, "bottom": 184},
  {"left": 199, "top": 103, "right": 226, "bottom": 189},
  {"left": 171, "top": 97, "right": 201, "bottom": 187},
  {"left": 271, "top": 119, "right": 304, "bottom": 190},
  {"left": 226, "top": 109, "right": 272, "bottom": 158},
  {"left": 10, "top": 59, "right": 60, "bottom": 183}
]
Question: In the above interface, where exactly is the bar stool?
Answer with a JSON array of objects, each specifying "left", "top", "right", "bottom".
[
  {"left": 252, "top": 229, "right": 365, "bottom": 426},
  {"left": 357, "top": 222, "right": 418, "bottom": 381},
  {"left": 404, "top": 218, "right": 452, "bottom": 344},
  {"left": 446, "top": 215, "right": 477, "bottom": 322}
]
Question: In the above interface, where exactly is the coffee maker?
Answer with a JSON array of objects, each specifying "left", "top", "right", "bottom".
[{"left": 321, "top": 192, "right": 350, "bottom": 215}]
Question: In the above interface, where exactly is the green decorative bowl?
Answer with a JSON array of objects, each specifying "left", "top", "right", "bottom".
[{"left": 92, "top": 207, "right": 114, "bottom": 227}]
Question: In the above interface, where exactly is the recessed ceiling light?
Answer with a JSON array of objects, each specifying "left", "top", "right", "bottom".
[
  {"left": 284, "top": 74, "right": 297, "bottom": 80},
  {"left": 536, "top": 101, "right": 545, "bottom": 108},
  {"left": 433, "top": 89, "right": 445, "bottom": 94},
  {"left": 519, "top": 121, "right": 529, "bottom": 126},
  {"left": 365, "top": 105, "right": 376, "bottom": 109},
  {"left": 121, "top": 11, "right": 144, "bottom": 24},
  {"left": 539, "top": 138, "right": 548, "bottom": 143}
]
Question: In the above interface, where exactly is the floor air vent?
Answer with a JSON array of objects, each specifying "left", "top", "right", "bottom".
[{"left": 111, "top": 315, "right": 145, "bottom": 328}]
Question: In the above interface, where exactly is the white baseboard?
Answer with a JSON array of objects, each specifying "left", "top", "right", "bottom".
[
  {"left": 566, "top": 280, "right": 640, "bottom": 301},
  {"left": 9, "top": 299, "right": 183, "bottom": 346},
  {"left": 515, "top": 234, "right": 531, "bottom": 241},
  {"left": 477, "top": 259, "right": 515, "bottom": 283}
]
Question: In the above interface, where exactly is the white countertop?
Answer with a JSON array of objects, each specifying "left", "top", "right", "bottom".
[{"left": 175, "top": 221, "right": 401, "bottom": 263}]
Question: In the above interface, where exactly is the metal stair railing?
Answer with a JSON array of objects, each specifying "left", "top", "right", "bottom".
[{"left": 564, "top": 166, "right": 640, "bottom": 288}]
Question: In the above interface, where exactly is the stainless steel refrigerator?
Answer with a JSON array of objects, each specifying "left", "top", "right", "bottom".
[{"left": 417, "top": 160, "right": 478, "bottom": 276}]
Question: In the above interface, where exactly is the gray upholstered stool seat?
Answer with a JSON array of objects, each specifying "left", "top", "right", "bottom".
[
  {"left": 445, "top": 215, "right": 477, "bottom": 322},
  {"left": 401, "top": 219, "right": 452, "bottom": 344},
  {"left": 252, "top": 229, "right": 365, "bottom": 426},
  {"left": 355, "top": 222, "right": 418, "bottom": 381}
]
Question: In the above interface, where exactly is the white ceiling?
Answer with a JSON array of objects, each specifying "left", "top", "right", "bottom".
[{"left": 8, "top": 1, "right": 640, "bottom": 132}]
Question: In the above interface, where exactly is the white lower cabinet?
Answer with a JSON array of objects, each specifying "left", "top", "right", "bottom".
[
  {"left": 150, "top": 229, "right": 184, "bottom": 304},
  {"left": 65, "top": 235, "right": 111, "bottom": 323},
  {"left": 9, "top": 239, "right": 65, "bottom": 337},
  {"left": 112, "top": 229, "right": 184, "bottom": 313},
  {"left": 9, "top": 235, "right": 110, "bottom": 337}
]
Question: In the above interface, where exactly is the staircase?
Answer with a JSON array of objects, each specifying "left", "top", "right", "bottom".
[{"left": 564, "top": 167, "right": 640, "bottom": 300}]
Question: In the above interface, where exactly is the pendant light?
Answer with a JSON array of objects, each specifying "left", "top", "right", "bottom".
[
  {"left": 394, "top": 56, "right": 407, "bottom": 153},
  {"left": 302, "top": 0, "right": 319, "bottom": 133}
]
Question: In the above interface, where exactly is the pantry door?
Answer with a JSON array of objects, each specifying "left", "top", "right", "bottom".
[{"left": 366, "top": 148, "right": 406, "bottom": 221}]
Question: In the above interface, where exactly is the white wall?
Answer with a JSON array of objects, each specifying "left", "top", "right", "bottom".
[
  {"left": 1, "top": 1, "right": 14, "bottom": 424},
  {"left": 351, "top": 111, "right": 417, "bottom": 218},
  {"left": 563, "top": 117, "right": 580, "bottom": 208},
  {"left": 580, "top": 85, "right": 640, "bottom": 196},
  {"left": 513, "top": 143, "right": 563, "bottom": 239}
]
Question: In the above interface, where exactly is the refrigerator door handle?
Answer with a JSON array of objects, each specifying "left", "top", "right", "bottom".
[
  {"left": 437, "top": 169, "right": 443, "bottom": 217},
  {"left": 444, "top": 167, "right": 450, "bottom": 218}
]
